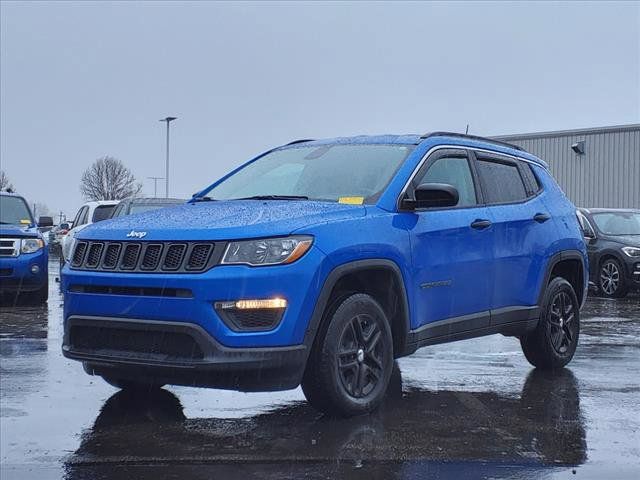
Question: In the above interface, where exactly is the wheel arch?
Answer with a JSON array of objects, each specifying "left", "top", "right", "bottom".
[
  {"left": 539, "top": 250, "right": 587, "bottom": 308},
  {"left": 303, "top": 259, "right": 412, "bottom": 358}
]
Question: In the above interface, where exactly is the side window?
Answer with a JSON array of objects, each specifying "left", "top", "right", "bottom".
[
  {"left": 577, "top": 211, "right": 596, "bottom": 238},
  {"left": 476, "top": 159, "right": 527, "bottom": 204},
  {"left": 80, "top": 207, "right": 89, "bottom": 225},
  {"left": 92, "top": 205, "right": 116, "bottom": 222},
  {"left": 73, "top": 206, "right": 87, "bottom": 227},
  {"left": 519, "top": 162, "right": 541, "bottom": 195},
  {"left": 111, "top": 203, "right": 125, "bottom": 218},
  {"left": 415, "top": 156, "right": 477, "bottom": 207}
]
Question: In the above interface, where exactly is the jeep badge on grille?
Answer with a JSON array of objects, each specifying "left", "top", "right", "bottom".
[{"left": 126, "top": 230, "right": 147, "bottom": 239}]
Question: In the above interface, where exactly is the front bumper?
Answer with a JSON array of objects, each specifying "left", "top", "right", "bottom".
[
  {"left": 0, "top": 249, "right": 48, "bottom": 292},
  {"left": 62, "top": 245, "right": 329, "bottom": 348},
  {"left": 63, "top": 316, "right": 308, "bottom": 391},
  {"left": 62, "top": 245, "right": 333, "bottom": 389},
  {"left": 622, "top": 256, "right": 640, "bottom": 289}
]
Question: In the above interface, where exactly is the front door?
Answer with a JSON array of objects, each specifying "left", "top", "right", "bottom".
[{"left": 405, "top": 149, "right": 494, "bottom": 330}]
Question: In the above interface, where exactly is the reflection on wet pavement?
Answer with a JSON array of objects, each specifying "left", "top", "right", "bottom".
[
  {"left": 63, "top": 366, "right": 586, "bottom": 480},
  {"left": 1, "top": 258, "right": 639, "bottom": 479}
]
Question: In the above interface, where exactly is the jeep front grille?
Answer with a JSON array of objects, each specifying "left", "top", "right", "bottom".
[{"left": 69, "top": 240, "right": 223, "bottom": 273}]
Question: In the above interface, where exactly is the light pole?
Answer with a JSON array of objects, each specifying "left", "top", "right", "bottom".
[
  {"left": 159, "top": 116, "right": 177, "bottom": 198},
  {"left": 147, "top": 176, "right": 164, "bottom": 197}
]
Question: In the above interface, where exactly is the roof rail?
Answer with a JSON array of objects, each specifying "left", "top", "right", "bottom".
[
  {"left": 420, "top": 131, "right": 525, "bottom": 152},
  {"left": 284, "top": 139, "right": 315, "bottom": 146}
]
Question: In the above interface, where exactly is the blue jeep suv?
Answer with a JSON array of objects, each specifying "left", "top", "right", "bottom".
[{"left": 62, "top": 132, "right": 588, "bottom": 416}]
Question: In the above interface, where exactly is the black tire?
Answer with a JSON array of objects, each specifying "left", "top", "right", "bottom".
[
  {"left": 521, "top": 277, "right": 580, "bottom": 369},
  {"left": 598, "top": 258, "right": 628, "bottom": 298},
  {"left": 302, "top": 293, "right": 393, "bottom": 417},
  {"left": 23, "top": 279, "right": 48, "bottom": 305}
]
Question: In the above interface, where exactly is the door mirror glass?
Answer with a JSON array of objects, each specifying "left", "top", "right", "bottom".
[{"left": 412, "top": 183, "right": 459, "bottom": 209}]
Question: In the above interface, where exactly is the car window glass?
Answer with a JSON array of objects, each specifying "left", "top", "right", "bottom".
[
  {"left": 415, "top": 156, "right": 477, "bottom": 207},
  {"left": 228, "top": 163, "right": 306, "bottom": 199},
  {"left": 206, "top": 144, "right": 413, "bottom": 203},
  {"left": 592, "top": 212, "right": 640, "bottom": 235},
  {"left": 92, "top": 205, "right": 116, "bottom": 222},
  {"left": 111, "top": 203, "right": 125, "bottom": 218},
  {"left": 577, "top": 212, "right": 596, "bottom": 237},
  {"left": 476, "top": 159, "right": 527, "bottom": 204},
  {"left": 520, "top": 162, "right": 540, "bottom": 194},
  {"left": 74, "top": 206, "right": 88, "bottom": 226}
]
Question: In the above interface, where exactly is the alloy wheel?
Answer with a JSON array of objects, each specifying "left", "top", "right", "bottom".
[
  {"left": 547, "top": 291, "right": 578, "bottom": 355},
  {"left": 600, "top": 261, "right": 620, "bottom": 295},
  {"left": 337, "top": 314, "right": 385, "bottom": 398}
]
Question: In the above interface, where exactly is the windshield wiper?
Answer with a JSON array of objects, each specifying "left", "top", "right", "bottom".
[{"left": 234, "top": 195, "right": 309, "bottom": 201}]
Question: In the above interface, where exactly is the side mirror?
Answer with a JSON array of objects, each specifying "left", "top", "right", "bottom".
[
  {"left": 38, "top": 216, "right": 54, "bottom": 228},
  {"left": 403, "top": 183, "right": 459, "bottom": 210}
]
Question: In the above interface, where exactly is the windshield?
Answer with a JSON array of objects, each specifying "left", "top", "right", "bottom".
[
  {"left": 592, "top": 212, "right": 640, "bottom": 235},
  {"left": 0, "top": 195, "right": 34, "bottom": 225},
  {"left": 205, "top": 144, "right": 414, "bottom": 203}
]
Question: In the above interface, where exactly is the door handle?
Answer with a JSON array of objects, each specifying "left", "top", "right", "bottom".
[
  {"left": 533, "top": 213, "right": 551, "bottom": 223},
  {"left": 470, "top": 219, "right": 492, "bottom": 230}
]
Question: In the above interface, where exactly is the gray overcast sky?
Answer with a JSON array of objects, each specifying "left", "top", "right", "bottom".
[{"left": 1, "top": 1, "right": 639, "bottom": 218}]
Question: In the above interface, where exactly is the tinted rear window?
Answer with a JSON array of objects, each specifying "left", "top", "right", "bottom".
[
  {"left": 476, "top": 159, "right": 527, "bottom": 204},
  {"left": 519, "top": 163, "right": 541, "bottom": 194},
  {"left": 92, "top": 205, "right": 116, "bottom": 222}
]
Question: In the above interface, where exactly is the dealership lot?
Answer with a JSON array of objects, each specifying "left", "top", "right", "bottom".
[{"left": 1, "top": 258, "right": 639, "bottom": 480}]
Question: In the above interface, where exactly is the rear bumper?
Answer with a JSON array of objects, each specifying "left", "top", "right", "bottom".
[{"left": 62, "top": 316, "right": 308, "bottom": 391}]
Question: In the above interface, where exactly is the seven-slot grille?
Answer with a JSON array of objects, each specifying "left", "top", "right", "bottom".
[
  {"left": 0, "top": 238, "right": 20, "bottom": 257},
  {"left": 71, "top": 240, "right": 217, "bottom": 273}
]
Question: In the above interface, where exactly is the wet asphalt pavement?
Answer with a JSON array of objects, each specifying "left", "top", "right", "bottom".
[{"left": 1, "top": 258, "right": 639, "bottom": 479}]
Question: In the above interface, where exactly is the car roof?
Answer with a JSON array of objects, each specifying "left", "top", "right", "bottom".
[
  {"left": 81, "top": 200, "right": 120, "bottom": 207},
  {"left": 278, "top": 133, "right": 547, "bottom": 168},
  {"left": 119, "top": 197, "right": 185, "bottom": 205},
  {"left": 0, "top": 191, "right": 24, "bottom": 198},
  {"left": 580, "top": 208, "right": 640, "bottom": 214}
]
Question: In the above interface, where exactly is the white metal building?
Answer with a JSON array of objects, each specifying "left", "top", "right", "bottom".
[{"left": 495, "top": 124, "right": 639, "bottom": 209}]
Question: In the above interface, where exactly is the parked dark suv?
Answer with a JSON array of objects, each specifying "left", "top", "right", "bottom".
[
  {"left": 577, "top": 208, "right": 640, "bottom": 298},
  {"left": 62, "top": 132, "right": 588, "bottom": 417}
]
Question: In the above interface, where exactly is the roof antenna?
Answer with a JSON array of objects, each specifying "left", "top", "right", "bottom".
[{"left": 465, "top": 124, "right": 469, "bottom": 134}]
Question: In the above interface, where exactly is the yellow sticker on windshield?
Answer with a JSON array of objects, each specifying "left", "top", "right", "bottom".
[
  {"left": 338, "top": 196, "right": 364, "bottom": 205},
  {"left": 20, "top": 219, "right": 31, "bottom": 224}
]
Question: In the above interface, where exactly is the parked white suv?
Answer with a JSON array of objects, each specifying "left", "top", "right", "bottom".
[{"left": 61, "top": 201, "right": 119, "bottom": 265}]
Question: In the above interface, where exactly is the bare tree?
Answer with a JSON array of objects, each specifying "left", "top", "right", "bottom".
[
  {"left": 80, "top": 156, "right": 142, "bottom": 201},
  {"left": 0, "top": 170, "right": 14, "bottom": 192}
]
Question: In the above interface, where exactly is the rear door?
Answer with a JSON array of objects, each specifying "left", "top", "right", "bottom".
[
  {"left": 473, "top": 152, "right": 553, "bottom": 317},
  {"left": 405, "top": 148, "right": 494, "bottom": 328}
]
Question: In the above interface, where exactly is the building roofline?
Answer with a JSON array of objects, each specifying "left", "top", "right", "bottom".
[{"left": 493, "top": 123, "right": 640, "bottom": 141}]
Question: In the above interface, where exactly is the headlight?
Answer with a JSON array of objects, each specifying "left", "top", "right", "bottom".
[
  {"left": 622, "top": 246, "right": 640, "bottom": 257},
  {"left": 222, "top": 236, "right": 313, "bottom": 266},
  {"left": 21, "top": 238, "right": 44, "bottom": 254}
]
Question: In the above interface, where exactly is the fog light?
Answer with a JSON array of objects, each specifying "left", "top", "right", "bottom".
[
  {"left": 217, "top": 298, "right": 287, "bottom": 310},
  {"left": 30, "top": 265, "right": 40, "bottom": 274},
  {"left": 214, "top": 298, "right": 287, "bottom": 331}
]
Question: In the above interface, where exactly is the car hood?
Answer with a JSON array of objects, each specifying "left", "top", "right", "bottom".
[
  {"left": 79, "top": 200, "right": 366, "bottom": 241},
  {"left": 605, "top": 235, "right": 640, "bottom": 247},
  {"left": 0, "top": 224, "right": 40, "bottom": 239}
]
